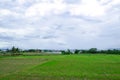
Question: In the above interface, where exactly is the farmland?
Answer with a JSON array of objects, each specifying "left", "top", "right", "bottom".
[{"left": 0, "top": 54, "right": 120, "bottom": 80}]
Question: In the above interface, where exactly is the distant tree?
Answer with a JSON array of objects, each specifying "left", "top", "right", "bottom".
[
  {"left": 61, "top": 50, "right": 66, "bottom": 55},
  {"left": 106, "top": 49, "right": 120, "bottom": 54},
  {"left": 6, "top": 49, "right": 10, "bottom": 52},
  {"left": 10, "top": 46, "right": 21, "bottom": 55},
  {"left": 81, "top": 50, "right": 88, "bottom": 53},
  {"left": 88, "top": 48, "right": 97, "bottom": 54},
  {"left": 99, "top": 50, "right": 106, "bottom": 53},
  {"left": 61, "top": 49, "right": 73, "bottom": 55},
  {"left": 28, "top": 49, "right": 35, "bottom": 52},
  {"left": 16, "top": 48, "right": 20, "bottom": 53},
  {"left": 67, "top": 49, "right": 73, "bottom": 54},
  {"left": 11, "top": 46, "right": 16, "bottom": 53},
  {"left": 74, "top": 49, "right": 80, "bottom": 54},
  {"left": 61, "top": 48, "right": 120, "bottom": 55}
]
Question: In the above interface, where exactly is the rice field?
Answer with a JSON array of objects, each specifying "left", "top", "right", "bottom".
[{"left": 0, "top": 54, "right": 120, "bottom": 80}]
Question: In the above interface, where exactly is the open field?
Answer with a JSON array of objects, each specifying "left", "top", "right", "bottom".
[{"left": 0, "top": 54, "right": 120, "bottom": 80}]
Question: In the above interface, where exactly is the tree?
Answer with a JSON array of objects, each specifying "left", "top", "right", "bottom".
[
  {"left": 10, "top": 46, "right": 21, "bottom": 55},
  {"left": 67, "top": 49, "right": 72, "bottom": 54},
  {"left": 11, "top": 46, "right": 16, "bottom": 53},
  {"left": 81, "top": 50, "right": 88, "bottom": 53},
  {"left": 61, "top": 50, "right": 66, "bottom": 55},
  {"left": 88, "top": 48, "right": 97, "bottom": 54},
  {"left": 74, "top": 49, "right": 80, "bottom": 54},
  {"left": 61, "top": 49, "right": 73, "bottom": 55}
]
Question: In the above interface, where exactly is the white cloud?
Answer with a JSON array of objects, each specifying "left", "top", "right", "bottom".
[
  {"left": 0, "top": 42, "right": 11, "bottom": 48},
  {"left": 25, "top": 2, "right": 67, "bottom": 18},
  {"left": 0, "top": 27, "right": 35, "bottom": 39},
  {"left": 0, "top": 9, "right": 20, "bottom": 21},
  {"left": 24, "top": 0, "right": 108, "bottom": 19},
  {"left": 0, "top": 9, "right": 11, "bottom": 16},
  {"left": 0, "top": 0, "right": 120, "bottom": 49},
  {"left": 69, "top": 0, "right": 106, "bottom": 17},
  {"left": 17, "top": 0, "right": 26, "bottom": 5},
  {"left": 111, "top": 0, "right": 120, "bottom": 5}
]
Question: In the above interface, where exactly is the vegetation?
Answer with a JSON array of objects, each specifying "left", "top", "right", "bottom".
[
  {"left": 0, "top": 46, "right": 120, "bottom": 80},
  {"left": 0, "top": 47, "right": 120, "bottom": 56},
  {"left": 0, "top": 54, "right": 120, "bottom": 80},
  {"left": 61, "top": 49, "right": 73, "bottom": 55},
  {"left": 61, "top": 48, "right": 120, "bottom": 55},
  {"left": 74, "top": 49, "right": 80, "bottom": 54}
]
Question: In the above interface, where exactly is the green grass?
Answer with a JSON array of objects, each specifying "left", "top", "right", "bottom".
[{"left": 0, "top": 54, "right": 120, "bottom": 80}]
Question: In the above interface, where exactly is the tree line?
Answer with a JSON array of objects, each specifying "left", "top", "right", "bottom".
[
  {"left": 0, "top": 47, "right": 120, "bottom": 56},
  {"left": 61, "top": 48, "right": 120, "bottom": 55}
]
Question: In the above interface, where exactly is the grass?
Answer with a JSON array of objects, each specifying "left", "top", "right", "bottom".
[{"left": 0, "top": 54, "right": 120, "bottom": 80}]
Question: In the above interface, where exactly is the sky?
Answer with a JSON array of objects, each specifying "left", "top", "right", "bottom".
[{"left": 0, "top": 0, "right": 120, "bottom": 49}]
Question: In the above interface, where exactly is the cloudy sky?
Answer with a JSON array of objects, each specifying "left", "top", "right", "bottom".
[{"left": 0, "top": 0, "right": 120, "bottom": 49}]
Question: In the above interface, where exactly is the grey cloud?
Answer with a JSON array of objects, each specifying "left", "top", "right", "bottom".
[
  {"left": 99, "top": 24, "right": 120, "bottom": 39},
  {"left": 72, "top": 15, "right": 102, "bottom": 23},
  {"left": 42, "top": 35, "right": 57, "bottom": 39},
  {"left": 0, "top": 35, "right": 14, "bottom": 41},
  {"left": 0, "top": 32, "right": 21, "bottom": 41}
]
